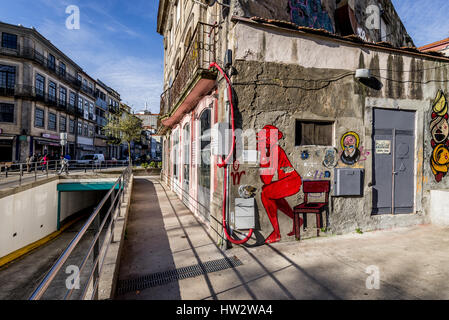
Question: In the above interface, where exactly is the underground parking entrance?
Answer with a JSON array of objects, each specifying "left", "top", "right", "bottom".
[{"left": 0, "top": 176, "right": 127, "bottom": 300}]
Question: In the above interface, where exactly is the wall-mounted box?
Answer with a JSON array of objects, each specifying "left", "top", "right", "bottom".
[
  {"left": 234, "top": 198, "right": 255, "bottom": 230},
  {"left": 211, "top": 122, "right": 231, "bottom": 156},
  {"left": 333, "top": 168, "right": 364, "bottom": 197},
  {"left": 242, "top": 149, "right": 259, "bottom": 165}
]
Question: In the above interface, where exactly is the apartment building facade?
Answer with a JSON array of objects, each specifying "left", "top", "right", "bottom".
[
  {"left": 0, "top": 21, "right": 122, "bottom": 162},
  {"left": 158, "top": 0, "right": 449, "bottom": 247},
  {"left": 135, "top": 111, "right": 162, "bottom": 160}
]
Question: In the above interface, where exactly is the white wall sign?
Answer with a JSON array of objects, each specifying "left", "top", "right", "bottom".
[{"left": 376, "top": 140, "right": 391, "bottom": 154}]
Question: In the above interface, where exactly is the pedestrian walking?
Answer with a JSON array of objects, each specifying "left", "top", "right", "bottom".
[
  {"left": 58, "top": 155, "right": 69, "bottom": 175},
  {"left": 41, "top": 154, "right": 48, "bottom": 173}
]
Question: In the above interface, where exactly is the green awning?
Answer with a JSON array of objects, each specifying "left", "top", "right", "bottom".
[{"left": 57, "top": 182, "right": 122, "bottom": 192}]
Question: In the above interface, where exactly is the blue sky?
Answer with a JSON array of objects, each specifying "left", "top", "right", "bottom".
[
  {"left": 0, "top": 0, "right": 163, "bottom": 113},
  {"left": 392, "top": 0, "right": 449, "bottom": 47},
  {"left": 0, "top": 1, "right": 448, "bottom": 114}
]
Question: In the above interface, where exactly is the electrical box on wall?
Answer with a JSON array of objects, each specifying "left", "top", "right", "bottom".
[
  {"left": 242, "top": 150, "right": 259, "bottom": 164},
  {"left": 235, "top": 198, "right": 255, "bottom": 230},
  {"left": 211, "top": 122, "right": 231, "bottom": 156},
  {"left": 333, "top": 168, "right": 364, "bottom": 197}
]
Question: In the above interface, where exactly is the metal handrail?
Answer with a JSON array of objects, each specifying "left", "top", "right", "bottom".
[
  {"left": 29, "top": 165, "right": 132, "bottom": 300},
  {"left": 0, "top": 159, "right": 131, "bottom": 187},
  {"left": 0, "top": 45, "right": 82, "bottom": 89}
]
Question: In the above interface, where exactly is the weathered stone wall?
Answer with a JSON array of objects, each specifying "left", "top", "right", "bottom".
[
  {"left": 223, "top": 20, "right": 449, "bottom": 245},
  {"left": 230, "top": 59, "right": 368, "bottom": 243}
]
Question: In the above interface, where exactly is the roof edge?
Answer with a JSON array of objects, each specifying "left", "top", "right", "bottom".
[{"left": 231, "top": 16, "right": 449, "bottom": 63}]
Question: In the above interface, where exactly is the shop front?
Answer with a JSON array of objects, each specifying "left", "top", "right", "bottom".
[
  {"left": 0, "top": 130, "right": 14, "bottom": 162},
  {"left": 94, "top": 137, "right": 107, "bottom": 157},
  {"left": 33, "top": 133, "right": 61, "bottom": 159}
]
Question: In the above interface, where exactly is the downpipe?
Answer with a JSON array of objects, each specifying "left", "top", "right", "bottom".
[{"left": 209, "top": 62, "right": 253, "bottom": 246}]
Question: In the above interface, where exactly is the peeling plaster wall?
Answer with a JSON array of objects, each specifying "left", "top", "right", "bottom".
[{"left": 224, "top": 21, "right": 449, "bottom": 244}]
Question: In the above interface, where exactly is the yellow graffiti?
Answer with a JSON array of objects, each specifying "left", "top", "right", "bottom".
[
  {"left": 433, "top": 90, "right": 448, "bottom": 117},
  {"left": 431, "top": 144, "right": 449, "bottom": 182}
]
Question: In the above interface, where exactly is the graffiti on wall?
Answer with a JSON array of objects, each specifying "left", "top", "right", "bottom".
[
  {"left": 305, "top": 170, "right": 331, "bottom": 179},
  {"left": 340, "top": 131, "right": 361, "bottom": 165},
  {"left": 258, "top": 125, "right": 303, "bottom": 244},
  {"left": 323, "top": 147, "right": 338, "bottom": 168},
  {"left": 430, "top": 90, "right": 449, "bottom": 183},
  {"left": 231, "top": 160, "right": 246, "bottom": 185},
  {"left": 288, "top": 0, "right": 334, "bottom": 33}
]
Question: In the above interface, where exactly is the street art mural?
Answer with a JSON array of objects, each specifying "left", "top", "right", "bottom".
[
  {"left": 305, "top": 170, "right": 331, "bottom": 180},
  {"left": 323, "top": 147, "right": 338, "bottom": 168},
  {"left": 430, "top": 90, "right": 449, "bottom": 182},
  {"left": 340, "top": 131, "right": 361, "bottom": 165},
  {"left": 288, "top": 0, "right": 334, "bottom": 33},
  {"left": 258, "top": 125, "right": 303, "bottom": 244},
  {"left": 301, "top": 150, "right": 310, "bottom": 160}
]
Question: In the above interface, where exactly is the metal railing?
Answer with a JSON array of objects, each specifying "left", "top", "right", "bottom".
[
  {"left": 160, "top": 22, "right": 217, "bottom": 116},
  {"left": 0, "top": 159, "right": 131, "bottom": 188},
  {"left": 0, "top": 85, "right": 82, "bottom": 116},
  {"left": 81, "top": 85, "right": 94, "bottom": 97},
  {"left": 29, "top": 165, "right": 132, "bottom": 300},
  {"left": 0, "top": 45, "right": 82, "bottom": 90}
]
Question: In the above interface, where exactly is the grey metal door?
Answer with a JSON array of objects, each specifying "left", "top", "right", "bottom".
[{"left": 372, "top": 108, "right": 415, "bottom": 215}]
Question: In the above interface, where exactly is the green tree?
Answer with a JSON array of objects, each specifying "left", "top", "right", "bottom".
[{"left": 104, "top": 112, "right": 142, "bottom": 165}]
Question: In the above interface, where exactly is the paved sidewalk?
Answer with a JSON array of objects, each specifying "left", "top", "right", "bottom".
[{"left": 116, "top": 177, "right": 449, "bottom": 300}]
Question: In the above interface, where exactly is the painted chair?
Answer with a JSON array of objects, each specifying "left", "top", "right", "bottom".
[{"left": 293, "top": 180, "right": 330, "bottom": 241}]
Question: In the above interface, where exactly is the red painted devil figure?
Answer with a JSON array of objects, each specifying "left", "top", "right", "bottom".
[{"left": 258, "top": 125, "right": 303, "bottom": 244}]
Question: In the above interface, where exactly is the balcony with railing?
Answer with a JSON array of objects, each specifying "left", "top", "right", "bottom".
[
  {"left": 0, "top": 44, "right": 20, "bottom": 57},
  {"left": 5, "top": 85, "right": 76, "bottom": 116},
  {"left": 81, "top": 84, "right": 95, "bottom": 97},
  {"left": 0, "top": 45, "right": 82, "bottom": 89},
  {"left": 75, "top": 107, "right": 84, "bottom": 117},
  {"left": 58, "top": 98, "right": 67, "bottom": 110},
  {"left": 95, "top": 97, "right": 108, "bottom": 110},
  {"left": 160, "top": 22, "right": 217, "bottom": 127},
  {"left": 109, "top": 104, "right": 120, "bottom": 114},
  {"left": 0, "top": 86, "right": 15, "bottom": 97},
  {"left": 96, "top": 116, "right": 108, "bottom": 127}
]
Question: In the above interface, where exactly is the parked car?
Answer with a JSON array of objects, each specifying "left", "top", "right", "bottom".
[{"left": 76, "top": 154, "right": 105, "bottom": 167}]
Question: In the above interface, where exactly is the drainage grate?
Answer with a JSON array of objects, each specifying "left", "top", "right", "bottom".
[{"left": 117, "top": 256, "right": 243, "bottom": 295}]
